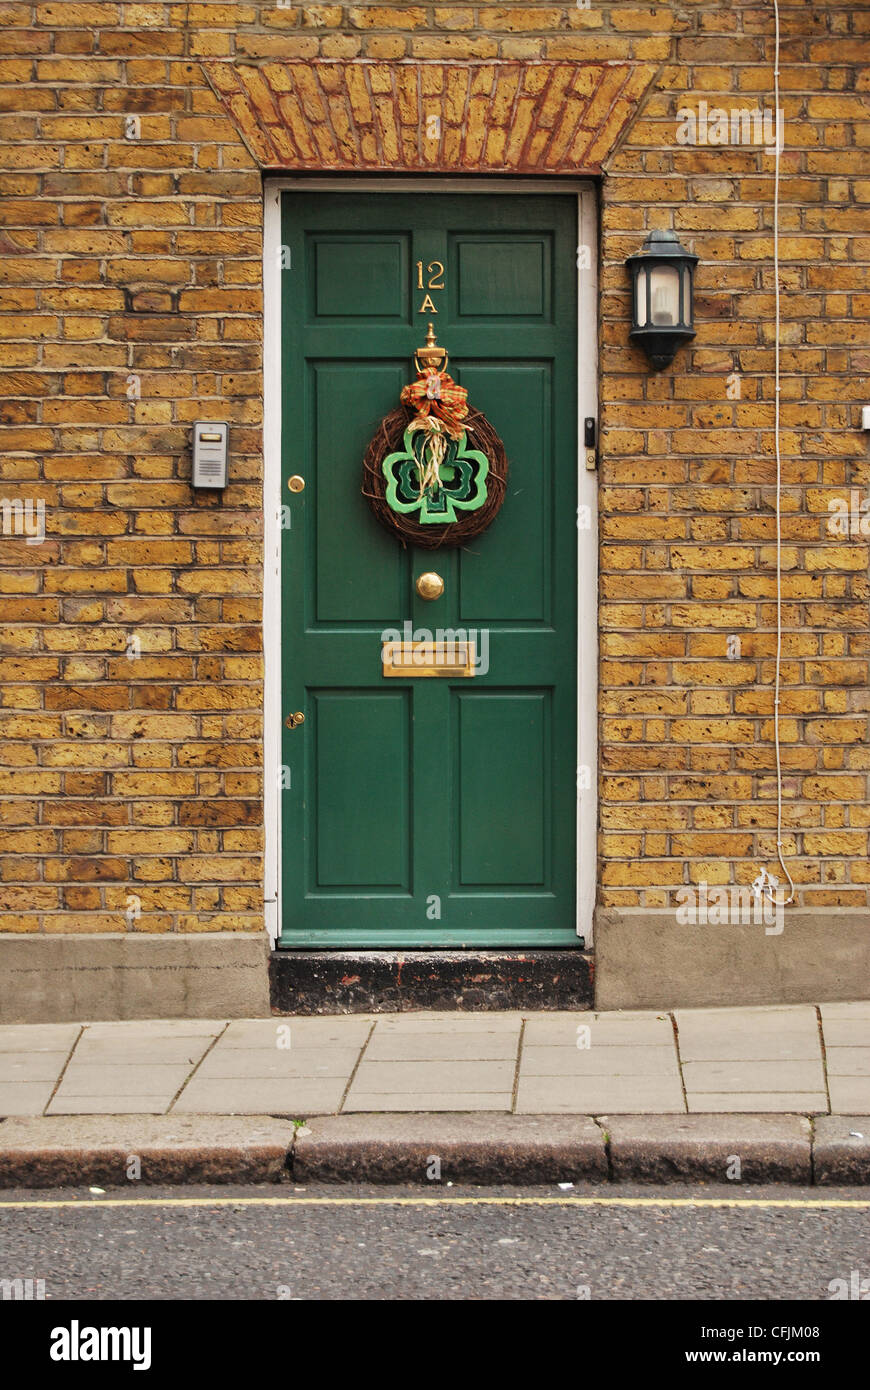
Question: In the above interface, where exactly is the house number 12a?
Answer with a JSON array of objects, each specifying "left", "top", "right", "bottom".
[{"left": 416, "top": 261, "right": 445, "bottom": 313}]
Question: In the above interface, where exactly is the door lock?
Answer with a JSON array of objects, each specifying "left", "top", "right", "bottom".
[
  {"left": 288, "top": 476, "right": 305, "bottom": 493},
  {"left": 284, "top": 712, "right": 305, "bottom": 729},
  {"left": 584, "top": 417, "right": 597, "bottom": 471}
]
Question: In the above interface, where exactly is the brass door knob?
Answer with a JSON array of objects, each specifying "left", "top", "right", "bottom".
[
  {"left": 288, "top": 475, "right": 305, "bottom": 493},
  {"left": 416, "top": 572, "right": 444, "bottom": 601},
  {"left": 284, "top": 712, "right": 305, "bottom": 729}
]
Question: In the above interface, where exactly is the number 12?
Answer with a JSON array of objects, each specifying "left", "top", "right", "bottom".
[{"left": 416, "top": 261, "right": 445, "bottom": 291}]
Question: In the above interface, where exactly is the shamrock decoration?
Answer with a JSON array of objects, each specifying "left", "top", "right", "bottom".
[{"left": 383, "top": 418, "right": 489, "bottom": 525}]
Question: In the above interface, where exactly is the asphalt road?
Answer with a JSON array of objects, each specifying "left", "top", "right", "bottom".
[{"left": 1, "top": 1183, "right": 869, "bottom": 1301}]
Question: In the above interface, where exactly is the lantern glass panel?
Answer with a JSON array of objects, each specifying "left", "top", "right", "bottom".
[
  {"left": 635, "top": 267, "right": 647, "bottom": 327},
  {"left": 682, "top": 266, "right": 693, "bottom": 325},
  {"left": 649, "top": 265, "right": 680, "bottom": 327}
]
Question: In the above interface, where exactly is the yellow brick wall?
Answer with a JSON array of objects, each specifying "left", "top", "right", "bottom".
[
  {"left": 0, "top": 2, "right": 866, "bottom": 932},
  {"left": 600, "top": 1, "right": 869, "bottom": 910}
]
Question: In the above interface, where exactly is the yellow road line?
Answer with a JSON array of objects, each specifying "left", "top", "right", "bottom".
[{"left": 0, "top": 1195, "right": 868, "bottom": 1211}]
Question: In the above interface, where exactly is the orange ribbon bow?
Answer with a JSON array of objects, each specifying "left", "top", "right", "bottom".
[{"left": 401, "top": 370, "right": 469, "bottom": 440}]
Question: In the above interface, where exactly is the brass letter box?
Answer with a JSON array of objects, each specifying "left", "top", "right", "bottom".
[{"left": 382, "top": 640, "right": 476, "bottom": 678}]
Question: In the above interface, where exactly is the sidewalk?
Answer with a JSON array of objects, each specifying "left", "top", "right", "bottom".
[{"left": 0, "top": 1003, "right": 868, "bottom": 1186}]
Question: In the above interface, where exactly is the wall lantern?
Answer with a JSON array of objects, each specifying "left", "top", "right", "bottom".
[{"left": 625, "top": 229, "right": 698, "bottom": 370}]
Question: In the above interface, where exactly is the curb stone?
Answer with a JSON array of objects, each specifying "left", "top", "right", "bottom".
[
  {"left": 603, "top": 1114, "right": 813, "bottom": 1184},
  {"left": 292, "top": 1113, "right": 609, "bottom": 1184},
  {"left": 812, "top": 1116, "right": 870, "bottom": 1185},
  {"left": 0, "top": 1115, "right": 295, "bottom": 1188}
]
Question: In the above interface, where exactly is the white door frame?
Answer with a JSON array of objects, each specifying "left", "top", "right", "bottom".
[{"left": 262, "top": 178, "right": 599, "bottom": 947}]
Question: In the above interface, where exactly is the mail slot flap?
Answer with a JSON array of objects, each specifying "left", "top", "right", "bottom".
[{"left": 382, "top": 640, "right": 475, "bottom": 678}]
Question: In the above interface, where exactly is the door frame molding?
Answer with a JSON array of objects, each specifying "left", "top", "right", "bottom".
[{"left": 263, "top": 177, "right": 599, "bottom": 946}]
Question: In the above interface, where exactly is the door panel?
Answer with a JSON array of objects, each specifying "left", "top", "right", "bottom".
[
  {"left": 455, "top": 691, "right": 549, "bottom": 889},
  {"left": 312, "top": 690, "right": 411, "bottom": 890},
  {"left": 281, "top": 192, "right": 579, "bottom": 947},
  {"left": 312, "top": 234, "right": 411, "bottom": 319},
  {"left": 452, "top": 235, "right": 552, "bottom": 320}
]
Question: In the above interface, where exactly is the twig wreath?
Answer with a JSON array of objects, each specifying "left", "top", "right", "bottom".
[{"left": 362, "top": 325, "right": 508, "bottom": 550}]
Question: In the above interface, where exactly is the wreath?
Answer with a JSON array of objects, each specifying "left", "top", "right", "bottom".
[{"left": 362, "top": 326, "right": 508, "bottom": 551}]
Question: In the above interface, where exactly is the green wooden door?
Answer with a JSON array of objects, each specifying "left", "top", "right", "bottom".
[{"left": 280, "top": 192, "right": 578, "bottom": 947}]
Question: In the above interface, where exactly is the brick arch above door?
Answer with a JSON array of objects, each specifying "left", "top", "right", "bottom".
[{"left": 202, "top": 60, "right": 656, "bottom": 175}]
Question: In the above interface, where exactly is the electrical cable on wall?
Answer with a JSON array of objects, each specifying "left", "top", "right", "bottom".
[{"left": 772, "top": 0, "right": 796, "bottom": 905}]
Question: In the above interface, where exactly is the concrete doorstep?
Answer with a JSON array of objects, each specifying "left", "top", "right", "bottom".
[{"left": 0, "top": 1113, "right": 867, "bottom": 1188}]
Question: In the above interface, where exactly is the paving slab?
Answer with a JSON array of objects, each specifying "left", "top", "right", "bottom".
[
  {"left": 687, "top": 1093, "right": 828, "bottom": 1114},
  {"left": 605, "top": 1114, "right": 812, "bottom": 1184},
  {"left": 819, "top": 1002, "right": 870, "bottom": 1021},
  {"left": 523, "top": 1013, "right": 673, "bottom": 1047},
  {"left": 676, "top": 1005, "right": 818, "bottom": 1030},
  {"left": 521, "top": 1045, "right": 677, "bottom": 1077},
  {"left": 193, "top": 1047, "right": 360, "bottom": 1080},
  {"left": 812, "top": 1115, "right": 870, "bottom": 1184},
  {"left": 346, "top": 1058, "right": 514, "bottom": 1096},
  {"left": 0, "top": 1024, "right": 80, "bottom": 1053},
  {"left": 69, "top": 1036, "right": 219, "bottom": 1065},
  {"left": 682, "top": 1060, "right": 826, "bottom": 1092},
  {"left": 675, "top": 1006, "right": 818, "bottom": 1038},
  {"left": 522, "top": 1010, "right": 668, "bottom": 1026},
  {"left": 220, "top": 1018, "right": 373, "bottom": 1048},
  {"left": 80, "top": 1020, "right": 225, "bottom": 1039},
  {"left": 827, "top": 1079, "right": 870, "bottom": 1113},
  {"left": 364, "top": 1030, "right": 518, "bottom": 1061},
  {"left": 819, "top": 1018, "right": 870, "bottom": 1046},
  {"left": 0, "top": 1082, "right": 57, "bottom": 1116},
  {"left": 0, "top": 1115, "right": 294, "bottom": 1187},
  {"left": 367, "top": 1012, "right": 524, "bottom": 1032},
  {"left": 171, "top": 1078, "right": 347, "bottom": 1115},
  {"left": 293, "top": 1113, "right": 607, "bottom": 1185},
  {"left": 515, "top": 1075, "right": 686, "bottom": 1114},
  {"left": 675, "top": 1006, "right": 821, "bottom": 1063},
  {"left": 824, "top": 1048, "right": 870, "bottom": 1076},
  {"left": 49, "top": 1064, "right": 192, "bottom": 1099},
  {"left": 344, "top": 1092, "right": 512, "bottom": 1113},
  {"left": 677, "top": 1034, "right": 822, "bottom": 1062},
  {"left": 44, "top": 1096, "right": 175, "bottom": 1116},
  {"left": 0, "top": 1052, "right": 69, "bottom": 1084}
]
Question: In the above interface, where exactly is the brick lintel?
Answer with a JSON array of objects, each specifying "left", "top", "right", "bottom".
[{"left": 202, "top": 59, "right": 657, "bottom": 175}]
